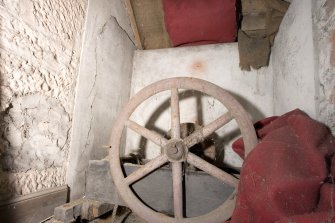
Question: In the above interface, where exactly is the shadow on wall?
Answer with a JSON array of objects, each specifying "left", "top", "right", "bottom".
[
  {"left": 0, "top": 16, "right": 13, "bottom": 222},
  {"left": 136, "top": 89, "right": 264, "bottom": 167}
]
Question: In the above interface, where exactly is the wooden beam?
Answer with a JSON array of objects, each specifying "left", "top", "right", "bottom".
[
  {"left": 130, "top": 0, "right": 172, "bottom": 49},
  {"left": 124, "top": 0, "right": 143, "bottom": 49},
  {"left": 0, "top": 185, "right": 68, "bottom": 223}
]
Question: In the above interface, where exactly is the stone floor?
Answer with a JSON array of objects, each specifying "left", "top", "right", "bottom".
[{"left": 43, "top": 207, "right": 147, "bottom": 223}]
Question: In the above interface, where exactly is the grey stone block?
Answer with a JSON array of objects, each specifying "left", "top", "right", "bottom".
[
  {"left": 54, "top": 198, "right": 114, "bottom": 222},
  {"left": 85, "top": 159, "right": 126, "bottom": 206},
  {"left": 81, "top": 199, "right": 114, "bottom": 221},
  {"left": 53, "top": 199, "right": 84, "bottom": 222}
]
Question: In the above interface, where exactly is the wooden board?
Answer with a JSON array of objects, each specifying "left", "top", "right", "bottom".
[
  {"left": 124, "top": 0, "right": 143, "bottom": 49},
  {"left": 128, "top": 0, "right": 172, "bottom": 49},
  {"left": 0, "top": 186, "right": 68, "bottom": 223}
]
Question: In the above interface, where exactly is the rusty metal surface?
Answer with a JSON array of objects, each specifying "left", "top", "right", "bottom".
[
  {"left": 109, "top": 77, "right": 257, "bottom": 223},
  {"left": 167, "top": 123, "right": 216, "bottom": 163}
]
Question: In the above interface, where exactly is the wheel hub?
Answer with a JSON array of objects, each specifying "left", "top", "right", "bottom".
[{"left": 164, "top": 140, "right": 187, "bottom": 162}]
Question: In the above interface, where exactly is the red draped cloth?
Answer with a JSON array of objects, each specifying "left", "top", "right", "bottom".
[{"left": 230, "top": 109, "right": 335, "bottom": 223}]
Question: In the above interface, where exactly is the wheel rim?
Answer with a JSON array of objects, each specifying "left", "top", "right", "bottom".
[{"left": 109, "top": 77, "right": 257, "bottom": 223}]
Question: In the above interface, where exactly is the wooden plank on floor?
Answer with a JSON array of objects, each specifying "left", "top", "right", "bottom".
[{"left": 0, "top": 185, "right": 68, "bottom": 223}]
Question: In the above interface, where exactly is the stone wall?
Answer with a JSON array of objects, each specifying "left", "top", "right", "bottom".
[
  {"left": 313, "top": 0, "right": 335, "bottom": 135},
  {"left": 0, "top": 0, "right": 87, "bottom": 199}
]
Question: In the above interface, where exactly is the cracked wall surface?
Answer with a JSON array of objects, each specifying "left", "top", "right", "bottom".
[
  {"left": 271, "top": 0, "right": 335, "bottom": 135},
  {"left": 66, "top": 0, "right": 135, "bottom": 200},
  {"left": 313, "top": 0, "right": 335, "bottom": 135},
  {"left": 271, "top": 0, "right": 317, "bottom": 119},
  {"left": 0, "top": 0, "right": 87, "bottom": 199}
]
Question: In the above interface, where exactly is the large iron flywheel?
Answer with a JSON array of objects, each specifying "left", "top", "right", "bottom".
[{"left": 109, "top": 77, "right": 257, "bottom": 223}]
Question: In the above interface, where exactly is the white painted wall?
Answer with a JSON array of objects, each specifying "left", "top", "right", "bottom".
[
  {"left": 271, "top": 0, "right": 317, "bottom": 119},
  {"left": 127, "top": 43, "right": 273, "bottom": 168},
  {"left": 66, "top": 0, "right": 135, "bottom": 199},
  {"left": 270, "top": 0, "right": 335, "bottom": 134},
  {"left": 125, "top": 0, "right": 335, "bottom": 170}
]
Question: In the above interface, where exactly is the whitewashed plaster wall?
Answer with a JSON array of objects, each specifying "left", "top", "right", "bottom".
[
  {"left": 66, "top": 0, "right": 135, "bottom": 200},
  {"left": 128, "top": 43, "right": 273, "bottom": 168},
  {"left": 271, "top": 0, "right": 335, "bottom": 135},
  {"left": 312, "top": 0, "right": 335, "bottom": 135},
  {"left": 271, "top": 0, "right": 317, "bottom": 119},
  {"left": 0, "top": 0, "right": 87, "bottom": 200}
]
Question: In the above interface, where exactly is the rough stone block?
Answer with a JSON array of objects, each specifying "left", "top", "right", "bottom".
[
  {"left": 85, "top": 160, "right": 126, "bottom": 206},
  {"left": 81, "top": 199, "right": 113, "bottom": 221},
  {"left": 53, "top": 199, "right": 84, "bottom": 223}
]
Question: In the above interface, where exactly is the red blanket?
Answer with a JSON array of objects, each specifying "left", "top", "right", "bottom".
[{"left": 230, "top": 109, "right": 335, "bottom": 223}]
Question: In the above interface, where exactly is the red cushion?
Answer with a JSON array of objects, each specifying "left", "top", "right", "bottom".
[{"left": 163, "top": 0, "right": 237, "bottom": 47}]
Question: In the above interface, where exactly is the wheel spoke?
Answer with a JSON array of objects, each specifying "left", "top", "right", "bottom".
[
  {"left": 126, "top": 120, "right": 168, "bottom": 147},
  {"left": 171, "top": 88, "right": 181, "bottom": 139},
  {"left": 184, "top": 112, "right": 233, "bottom": 148},
  {"left": 124, "top": 154, "right": 168, "bottom": 185},
  {"left": 172, "top": 162, "right": 183, "bottom": 219},
  {"left": 187, "top": 153, "right": 238, "bottom": 187}
]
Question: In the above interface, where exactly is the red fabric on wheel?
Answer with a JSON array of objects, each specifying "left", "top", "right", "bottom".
[
  {"left": 230, "top": 109, "right": 335, "bottom": 223},
  {"left": 163, "top": 0, "right": 237, "bottom": 47}
]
